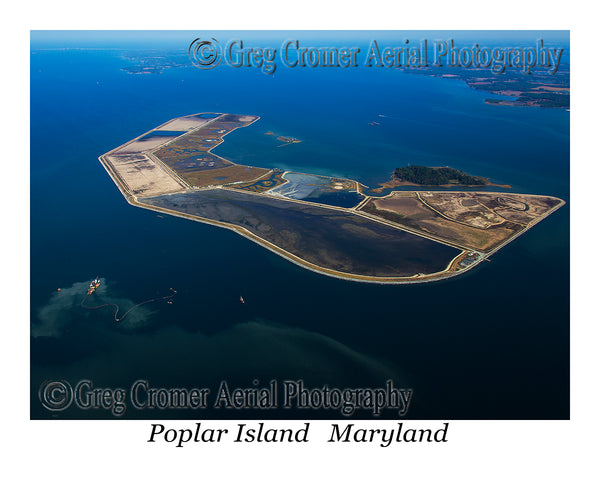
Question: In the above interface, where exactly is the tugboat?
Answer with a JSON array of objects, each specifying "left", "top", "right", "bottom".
[{"left": 87, "top": 277, "right": 100, "bottom": 296}]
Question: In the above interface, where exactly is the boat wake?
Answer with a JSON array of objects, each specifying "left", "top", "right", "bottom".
[{"left": 80, "top": 277, "right": 177, "bottom": 322}]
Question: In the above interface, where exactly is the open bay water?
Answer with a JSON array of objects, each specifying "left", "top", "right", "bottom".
[{"left": 30, "top": 32, "right": 569, "bottom": 419}]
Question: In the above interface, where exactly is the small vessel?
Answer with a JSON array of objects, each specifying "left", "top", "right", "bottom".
[
  {"left": 87, "top": 277, "right": 100, "bottom": 296},
  {"left": 240, "top": 296, "right": 245, "bottom": 304}
]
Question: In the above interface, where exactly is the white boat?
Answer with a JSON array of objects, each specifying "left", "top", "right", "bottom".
[{"left": 87, "top": 277, "right": 100, "bottom": 296}]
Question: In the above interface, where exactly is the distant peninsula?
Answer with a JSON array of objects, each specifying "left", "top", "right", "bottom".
[{"left": 406, "top": 68, "right": 570, "bottom": 109}]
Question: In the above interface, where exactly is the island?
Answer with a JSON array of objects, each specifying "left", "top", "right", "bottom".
[
  {"left": 265, "top": 130, "right": 302, "bottom": 145},
  {"left": 366, "top": 165, "right": 511, "bottom": 194},
  {"left": 393, "top": 165, "right": 487, "bottom": 186},
  {"left": 98, "top": 113, "right": 564, "bottom": 284}
]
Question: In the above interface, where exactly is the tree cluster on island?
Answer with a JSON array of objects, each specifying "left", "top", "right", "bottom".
[{"left": 393, "top": 165, "right": 487, "bottom": 186}]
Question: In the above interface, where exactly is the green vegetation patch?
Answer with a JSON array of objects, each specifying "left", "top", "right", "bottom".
[{"left": 394, "top": 166, "right": 487, "bottom": 186}]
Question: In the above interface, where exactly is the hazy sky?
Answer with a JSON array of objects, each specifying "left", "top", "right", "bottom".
[{"left": 31, "top": 30, "right": 570, "bottom": 49}]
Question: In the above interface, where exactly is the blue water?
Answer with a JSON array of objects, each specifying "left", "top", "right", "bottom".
[{"left": 30, "top": 32, "right": 569, "bottom": 419}]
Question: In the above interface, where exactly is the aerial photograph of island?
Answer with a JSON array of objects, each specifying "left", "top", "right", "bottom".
[{"left": 31, "top": 30, "right": 569, "bottom": 419}]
